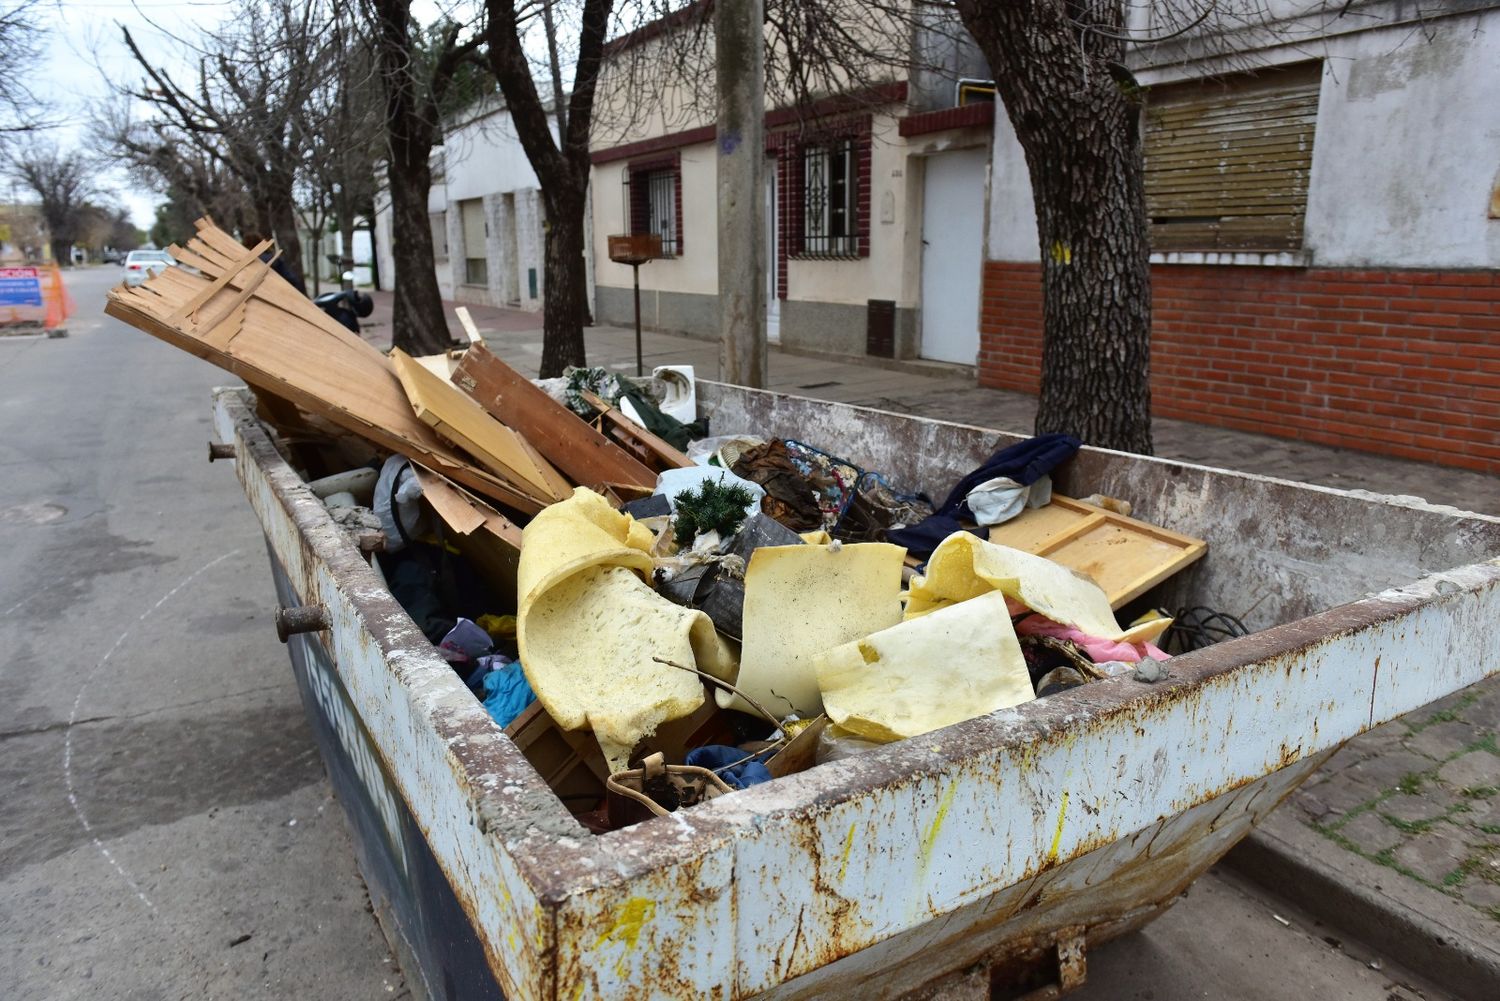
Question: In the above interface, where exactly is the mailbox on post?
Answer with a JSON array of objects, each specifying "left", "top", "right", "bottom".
[{"left": 607, "top": 233, "right": 662, "bottom": 377}]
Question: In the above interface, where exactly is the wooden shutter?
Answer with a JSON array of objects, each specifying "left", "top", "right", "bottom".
[{"left": 1144, "top": 63, "right": 1321, "bottom": 253}]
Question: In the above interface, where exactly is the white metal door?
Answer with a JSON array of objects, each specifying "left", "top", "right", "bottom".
[
  {"left": 766, "top": 165, "right": 781, "bottom": 344},
  {"left": 920, "top": 149, "right": 988, "bottom": 364}
]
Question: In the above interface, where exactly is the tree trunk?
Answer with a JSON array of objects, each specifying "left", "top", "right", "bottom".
[
  {"left": 387, "top": 155, "right": 451, "bottom": 356},
  {"left": 266, "top": 184, "right": 306, "bottom": 291},
  {"left": 50, "top": 238, "right": 68, "bottom": 267},
  {"left": 956, "top": 0, "right": 1153, "bottom": 455},
  {"left": 371, "top": 0, "right": 457, "bottom": 357},
  {"left": 539, "top": 186, "right": 589, "bottom": 377}
]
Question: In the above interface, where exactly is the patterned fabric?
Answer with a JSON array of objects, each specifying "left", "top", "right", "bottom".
[{"left": 783, "top": 440, "right": 861, "bottom": 529}]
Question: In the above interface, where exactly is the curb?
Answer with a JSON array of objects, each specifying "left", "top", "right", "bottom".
[{"left": 1226, "top": 809, "right": 1500, "bottom": 1001}]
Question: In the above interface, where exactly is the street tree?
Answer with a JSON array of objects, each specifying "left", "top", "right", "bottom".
[
  {"left": 482, "top": 0, "right": 616, "bottom": 377},
  {"left": 7, "top": 139, "right": 99, "bottom": 265},
  {"left": 367, "top": 1, "right": 484, "bottom": 355},
  {"left": 301, "top": 6, "right": 387, "bottom": 292},
  {"left": 119, "top": 0, "right": 341, "bottom": 290},
  {"left": 951, "top": 1, "right": 1155, "bottom": 453},
  {"left": 0, "top": 1, "right": 58, "bottom": 140},
  {"left": 94, "top": 98, "right": 256, "bottom": 245}
]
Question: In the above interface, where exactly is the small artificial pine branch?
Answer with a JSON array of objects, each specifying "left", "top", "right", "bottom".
[{"left": 672, "top": 480, "right": 756, "bottom": 546}]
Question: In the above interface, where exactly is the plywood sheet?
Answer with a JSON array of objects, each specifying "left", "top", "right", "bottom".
[
  {"left": 103, "top": 217, "right": 542, "bottom": 516},
  {"left": 453, "top": 344, "right": 656, "bottom": 490},
  {"left": 391, "top": 348, "right": 568, "bottom": 502},
  {"left": 986, "top": 495, "right": 1207, "bottom": 608}
]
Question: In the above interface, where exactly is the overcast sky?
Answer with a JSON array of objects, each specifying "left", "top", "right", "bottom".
[{"left": 36, "top": 0, "right": 458, "bottom": 228}]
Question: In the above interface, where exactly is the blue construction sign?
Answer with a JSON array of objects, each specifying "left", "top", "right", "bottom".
[{"left": 0, "top": 266, "right": 42, "bottom": 307}]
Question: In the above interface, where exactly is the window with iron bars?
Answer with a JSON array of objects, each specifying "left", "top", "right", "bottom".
[
  {"left": 626, "top": 166, "right": 679, "bottom": 256},
  {"left": 801, "top": 140, "right": 857, "bottom": 257}
]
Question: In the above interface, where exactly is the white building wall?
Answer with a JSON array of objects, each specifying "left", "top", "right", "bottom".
[{"left": 985, "top": 7, "right": 1500, "bottom": 270}]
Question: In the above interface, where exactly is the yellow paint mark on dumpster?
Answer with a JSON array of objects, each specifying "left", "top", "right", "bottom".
[
  {"left": 838, "top": 821, "right": 857, "bottom": 882},
  {"left": 596, "top": 897, "right": 656, "bottom": 951},
  {"left": 1047, "top": 790, "right": 1070, "bottom": 864},
  {"left": 922, "top": 784, "right": 958, "bottom": 862}
]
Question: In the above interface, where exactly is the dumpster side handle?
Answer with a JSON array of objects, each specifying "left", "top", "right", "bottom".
[{"left": 275, "top": 603, "right": 330, "bottom": 642}]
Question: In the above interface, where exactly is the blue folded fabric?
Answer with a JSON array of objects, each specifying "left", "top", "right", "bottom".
[
  {"left": 685, "top": 745, "right": 774, "bottom": 789},
  {"left": 477, "top": 658, "right": 536, "bottom": 729}
]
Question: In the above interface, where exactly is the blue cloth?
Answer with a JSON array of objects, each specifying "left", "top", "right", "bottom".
[
  {"left": 478, "top": 658, "right": 536, "bottom": 729},
  {"left": 685, "top": 745, "right": 773, "bottom": 789},
  {"left": 887, "top": 434, "right": 1081, "bottom": 558}
]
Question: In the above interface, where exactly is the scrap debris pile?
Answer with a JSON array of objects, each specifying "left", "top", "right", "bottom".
[{"left": 106, "top": 218, "right": 1212, "bottom": 835}]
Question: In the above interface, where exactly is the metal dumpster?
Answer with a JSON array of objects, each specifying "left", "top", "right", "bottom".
[{"left": 212, "top": 381, "right": 1500, "bottom": 1000}]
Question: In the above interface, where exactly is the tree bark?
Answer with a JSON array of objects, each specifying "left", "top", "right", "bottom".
[
  {"left": 387, "top": 151, "right": 451, "bottom": 355},
  {"left": 370, "top": 0, "right": 461, "bottom": 357},
  {"left": 956, "top": 0, "right": 1153, "bottom": 455},
  {"left": 485, "top": 0, "right": 614, "bottom": 378},
  {"left": 540, "top": 187, "right": 589, "bottom": 376}
]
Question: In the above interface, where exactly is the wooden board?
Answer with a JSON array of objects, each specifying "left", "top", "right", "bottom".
[
  {"left": 391, "top": 348, "right": 568, "bottom": 503},
  {"left": 453, "top": 343, "right": 657, "bottom": 490},
  {"left": 103, "top": 218, "right": 543, "bottom": 516},
  {"left": 579, "top": 389, "right": 695, "bottom": 471},
  {"left": 411, "top": 464, "right": 523, "bottom": 549},
  {"left": 986, "top": 496, "right": 1207, "bottom": 609}
]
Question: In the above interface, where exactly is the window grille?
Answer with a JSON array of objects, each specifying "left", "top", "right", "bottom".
[
  {"left": 624, "top": 165, "right": 679, "bottom": 257},
  {"left": 802, "top": 140, "right": 857, "bottom": 257}
]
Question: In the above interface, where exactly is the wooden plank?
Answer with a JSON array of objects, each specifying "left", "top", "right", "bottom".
[
  {"left": 165, "top": 239, "right": 271, "bottom": 324},
  {"left": 454, "top": 306, "right": 484, "bottom": 344},
  {"left": 580, "top": 389, "right": 695, "bottom": 470},
  {"left": 986, "top": 496, "right": 1207, "bottom": 609},
  {"left": 391, "top": 348, "right": 569, "bottom": 503},
  {"left": 411, "top": 463, "right": 524, "bottom": 548},
  {"left": 453, "top": 343, "right": 657, "bottom": 490},
  {"left": 106, "top": 218, "right": 544, "bottom": 516}
]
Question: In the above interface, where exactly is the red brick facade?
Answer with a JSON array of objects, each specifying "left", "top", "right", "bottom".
[{"left": 979, "top": 262, "right": 1500, "bottom": 473}]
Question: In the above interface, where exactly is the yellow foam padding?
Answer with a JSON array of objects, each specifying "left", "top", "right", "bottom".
[
  {"left": 720, "top": 542, "right": 906, "bottom": 718},
  {"left": 799, "top": 529, "right": 833, "bottom": 545},
  {"left": 517, "top": 488, "right": 736, "bottom": 771},
  {"left": 906, "top": 533, "right": 1169, "bottom": 646},
  {"left": 815, "top": 590, "right": 1033, "bottom": 742}
]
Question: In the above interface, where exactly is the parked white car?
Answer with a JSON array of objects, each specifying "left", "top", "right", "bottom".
[{"left": 122, "top": 249, "right": 175, "bottom": 286}]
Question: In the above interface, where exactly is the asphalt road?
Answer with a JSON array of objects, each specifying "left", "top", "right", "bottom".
[{"left": 0, "top": 268, "right": 1451, "bottom": 1000}]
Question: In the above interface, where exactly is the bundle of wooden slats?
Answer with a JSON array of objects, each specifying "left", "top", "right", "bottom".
[{"left": 104, "top": 217, "right": 680, "bottom": 520}]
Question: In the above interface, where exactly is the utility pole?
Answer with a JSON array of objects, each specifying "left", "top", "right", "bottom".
[{"left": 715, "top": 0, "right": 766, "bottom": 387}]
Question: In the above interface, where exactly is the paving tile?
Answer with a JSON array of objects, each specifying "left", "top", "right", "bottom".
[
  {"left": 1459, "top": 878, "right": 1500, "bottom": 914},
  {"left": 1392, "top": 826, "right": 1472, "bottom": 883},
  {"left": 1345, "top": 749, "right": 1439, "bottom": 792},
  {"left": 1380, "top": 789, "right": 1461, "bottom": 823},
  {"left": 1407, "top": 720, "right": 1481, "bottom": 761},
  {"left": 1439, "top": 751, "right": 1500, "bottom": 794},
  {"left": 1467, "top": 690, "right": 1500, "bottom": 732},
  {"left": 1338, "top": 811, "right": 1406, "bottom": 855},
  {"left": 1293, "top": 778, "right": 1382, "bottom": 822},
  {"left": 1457, "top": 796, "right": 1500, "bottom": 833}
]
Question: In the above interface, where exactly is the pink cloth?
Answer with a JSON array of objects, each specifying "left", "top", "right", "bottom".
[{"left": 1015, "top": 615, "right": 1167, "bottom": 664}]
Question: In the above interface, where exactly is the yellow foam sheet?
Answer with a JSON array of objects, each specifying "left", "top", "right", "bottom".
[
  {"left": 722, "top": 542, "right": 906, "bottom": 718},
  {"left": 517, "top": 489, "right": 735, "bottom": 770},
  {"left": 816, "top": 591, "right": 1033, "bottom": 742},
  {"left": 906, "top": 533, "right": 1169, "bottom": 645}
]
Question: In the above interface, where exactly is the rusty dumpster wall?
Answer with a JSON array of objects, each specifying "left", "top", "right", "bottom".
[
  {"left": 223, "top": 384, "right": 1500, "bottom": 1000},
  {"left": 698, "top": 382, "right": 1500, "bottom": 626}
]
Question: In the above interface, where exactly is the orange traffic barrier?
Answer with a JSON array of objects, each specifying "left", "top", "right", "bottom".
[{"left": 0, "top": 262, "right": 72, "bottom": 331}]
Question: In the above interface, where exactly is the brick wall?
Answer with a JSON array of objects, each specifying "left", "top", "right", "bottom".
[{"left": 978, "top": 261, "right": 1500, "bottom": 474}]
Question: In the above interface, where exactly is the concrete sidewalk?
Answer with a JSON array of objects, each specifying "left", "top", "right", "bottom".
[{"left": 368, "top": 292, "right": 1500, "bottom": 995}]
